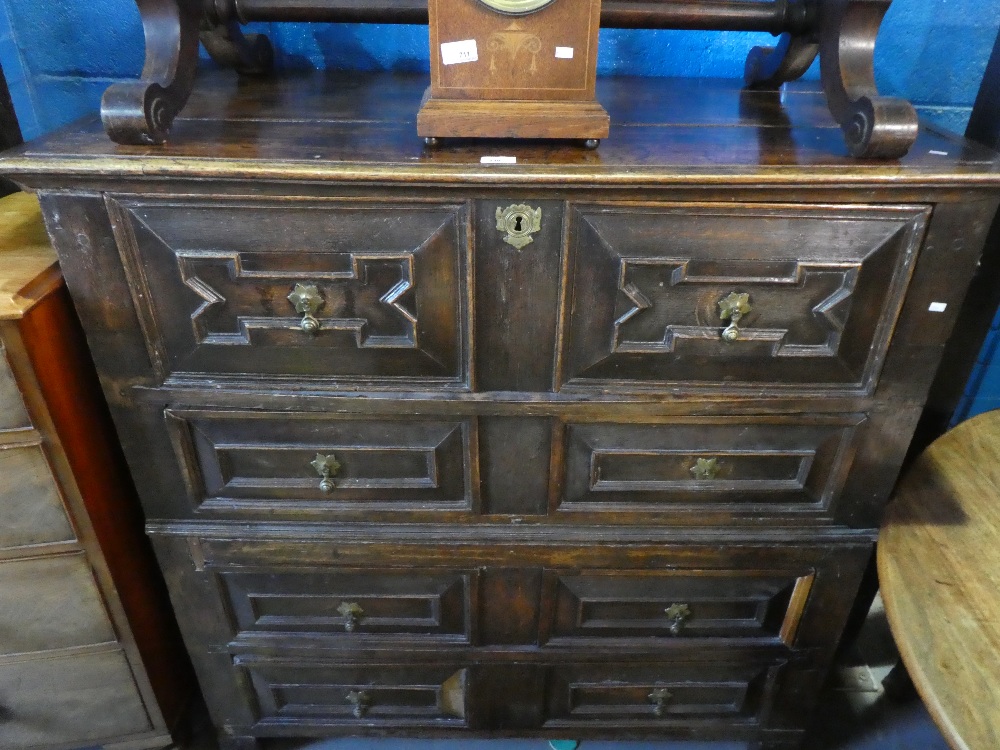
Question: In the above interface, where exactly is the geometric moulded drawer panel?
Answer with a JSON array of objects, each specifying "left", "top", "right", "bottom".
[
  {"left": 107, "top": 197, "right": 470, "bottom": 388},
  {"left": 559, "top": 415, "right": 864, "bottom": 515},
  {"left": 543, "top": 660, "right": 782, "bottom": 728},
  {"left": 165, "top": 409, "right": 474, "bottom": 514},
  {"left": 558, "top": 203, "right": 929, "bottom": 395},
  {"left": 220, "top": 567, "right": 474, "bottom": 644},
  {"left": 235, "top": 657, "right": 468, "bottom": 730},
  {"left": 544, "top": 569, "right": 812, "bottom": 645}
]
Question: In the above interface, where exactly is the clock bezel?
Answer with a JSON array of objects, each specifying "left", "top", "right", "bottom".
[{"left": 473, "top": 0, "right": 558, "bottom": 15}]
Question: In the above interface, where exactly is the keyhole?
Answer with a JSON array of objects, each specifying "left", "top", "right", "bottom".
[{"left": 513, "top": 215, "right": 523, "bottom": 232}]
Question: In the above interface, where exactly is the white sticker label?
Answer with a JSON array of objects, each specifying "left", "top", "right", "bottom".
[
  {"left": 480, "top": 156, "right": 517, "bottom": 164},
  {"left": 929, "top": 150, "right": 949, "bottom": 156},
  {"left": 928, "top": 301, "right": 948, "bottom": 312},
  {"left": 441, "top": 39, "right": 478, "bottom": 66},
  {"left": 555, "top": 46, "right": 574, "bottom": 59}
]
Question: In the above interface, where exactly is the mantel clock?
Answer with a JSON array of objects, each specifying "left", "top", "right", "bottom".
[{"left": 416, "top": 0, "right": 609, "bottom": 145}]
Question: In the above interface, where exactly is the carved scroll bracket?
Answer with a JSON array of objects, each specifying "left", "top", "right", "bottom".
[
  {"left": 745, "top": 0, "right": 918, "bottom": 159},
  {"left": 101, "top": 0, "right": 273, "bottom": 145},
  {"left": 101, "top": 0, "right": 203, "bottom": 145},
  {"left": 817, "top": 0, "right": 918, "bottom": 159}
]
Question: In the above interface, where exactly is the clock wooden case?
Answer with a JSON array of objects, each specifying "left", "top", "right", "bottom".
[{"left": 416, "top": 0, "right": 609, "bottom": 143}]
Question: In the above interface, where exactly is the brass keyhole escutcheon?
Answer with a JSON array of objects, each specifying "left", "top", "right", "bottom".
[
  {"left": 288, "top": 283, "right": 325, "bottom": 334},
  {"left": 665, "top": 603, "right": 692, "bottom": 635},
  {"left": 648, "top": 687, "right": 673, "bottom": 717},
  {"left": 337, "top": 601, "right": 365, "bottom": 632},
  {"left": 346, "top": 690, "right": 372, "bottom": 718},
  {"left": 690, "top": 457, "right": 719, "bottom": 481},
  {"left": 311, "top": 453, "right": 341, "bottom": 492},
  {"left": 718, "top": 292, "right": 752, "bottom": 342},
  {"left": 496, "top": 204, "right": 542, "bottom": 249}
]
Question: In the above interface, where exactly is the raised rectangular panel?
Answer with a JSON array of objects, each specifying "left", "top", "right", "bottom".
[
  {"left": 107, "top": 197, "right": 470, "bottom": 387},
  {"left": 559, "top": 416, "right": 864, "bottom": 516},
  {"left": 544, "top": 660, "right": 780, "bottom": 728},
  {"left": 559, "top": 203, "right": 929, "bottom": 394},
  {"left": 545, "top": 569, "right": 812, "bottom": 645},
  {"left": 236, "top": 657, "right": 468, "bottom": 728},
  {"left": 166, "top": 409, "right": 475, "bottom": 514},
  {"left": 0, "top": 442, "right": 74, "bottom": 549},
  {"left": 220, "top": 568, "right": 474, "bottom": 643},
  {"left": 0, "top": 553, "right": 116, "bottom": 654},
  {"left": 0, "top": 343, "right": 29, "bottom": 431},
  {"left": 0, "top": 649, "right": 152, "bottom": 748}
]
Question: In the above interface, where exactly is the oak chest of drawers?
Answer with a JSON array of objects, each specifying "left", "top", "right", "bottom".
[{"left": 5, "top": 71, "right": 1000, "bottom": 749}]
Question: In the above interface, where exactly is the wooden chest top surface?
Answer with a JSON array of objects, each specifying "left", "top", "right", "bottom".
[{"left": 3, "top": 71, "right": 1000, "bottom": 189}]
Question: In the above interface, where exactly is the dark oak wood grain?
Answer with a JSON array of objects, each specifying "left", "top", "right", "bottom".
[
  {"left": 7, "top": 72, "right": 995, "bottom": 191},
  {"left": 4, "top": 73, "right": 1000, "bottom": 750}
]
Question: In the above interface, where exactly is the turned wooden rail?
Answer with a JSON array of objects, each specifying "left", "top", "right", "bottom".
[
  {"left": 215, "top": 0, "right": 812, "bottom": 30},
  {"left": 102, "top": 0, "right": 919, "bottom": 159}
]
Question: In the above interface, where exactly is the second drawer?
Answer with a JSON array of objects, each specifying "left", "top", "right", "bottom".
[{"left": 163, "top": 408, "right": 873, "bottom": 525}]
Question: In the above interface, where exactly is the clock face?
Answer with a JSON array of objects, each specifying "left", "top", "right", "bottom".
[{"left": 475, "top": 0, "right": 557, "bottom": 14}]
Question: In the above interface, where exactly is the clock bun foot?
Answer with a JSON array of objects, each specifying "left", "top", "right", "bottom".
[
  {"left": 583, "top": 139, "right": 600, "bottom": 149},
  {"left": 423, "top": 136, "right": 441, "bottom": 147}
]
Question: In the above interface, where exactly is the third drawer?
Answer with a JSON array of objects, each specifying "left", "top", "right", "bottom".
[{"left": 159, "top": 533, "right": 871, "bottom": 654}]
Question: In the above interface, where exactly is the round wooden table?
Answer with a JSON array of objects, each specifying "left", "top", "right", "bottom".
[{"left": 879, "top": 409, "right": 1000, "bottom": 750}]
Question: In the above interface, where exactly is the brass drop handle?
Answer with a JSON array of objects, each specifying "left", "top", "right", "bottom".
[
  {"left": 665, "top": 603, "right": 692, "bottom": 636},
  {"left": 311, "top": 453, "right": 341, "bottom": 492},
  {"left": 648, "top": 687, "right": 673, "bottom": 717},
  {"left": 288, "top": 282, "right": 325, "bottom": 334},
  {"left": 346, "top": 689, "right": 372, "bottom": 718},
  {"left": 337, "top": 601, "right": 365, "bottom": 632},
  {"left": 690, "top": 457, "right": 719, "bottom": 481},
  {"left": 718, "top": 292, "right": 752, "bottom": 342}
]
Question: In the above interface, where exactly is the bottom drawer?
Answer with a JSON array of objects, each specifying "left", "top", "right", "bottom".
[
  {"left": 0, "top": 648, "right": 153, "bottom": 749},
  {"left": 238, "top": 656, "right": 468, "bottom": 730},
  {"left": 545, "top": 661, "right": 779, "bottom": 728},
  {"left": 231, "top": 652, "right": 790, "bottom": 737}
]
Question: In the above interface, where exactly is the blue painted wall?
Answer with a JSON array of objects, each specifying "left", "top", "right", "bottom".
[{"left": 0, "top": 0, "right": 998, "bottom": 419}]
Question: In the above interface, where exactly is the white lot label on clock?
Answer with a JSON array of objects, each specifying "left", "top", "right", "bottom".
[
  {"left": 555, "top": 46, "right": 574, "bottom": 59},
  {"left": 441, "top": 39, "right": 479, "bottom": 66}
]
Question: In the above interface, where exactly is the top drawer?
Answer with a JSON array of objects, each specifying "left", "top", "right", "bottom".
[
  {"left": 558, "top": 203, "right": 929, "bottom": 395},
  {"left": 106, "top": 197, "right": 470, "bottom": 388}
]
